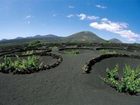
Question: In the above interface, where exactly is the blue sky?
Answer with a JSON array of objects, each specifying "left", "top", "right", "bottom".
[{"left": 0, "top": 0, "right": 140, "bottom": 43}]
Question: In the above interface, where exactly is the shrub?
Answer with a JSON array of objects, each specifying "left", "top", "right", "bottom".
[{"left": 103, "top": 64, "right": 140, "bottom": 95}]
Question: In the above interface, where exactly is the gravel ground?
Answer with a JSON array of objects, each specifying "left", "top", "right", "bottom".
[{"left": 0, "top": 50, "right": 140, "bottom": 105}]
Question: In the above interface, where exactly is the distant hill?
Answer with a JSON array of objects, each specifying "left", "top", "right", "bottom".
[
  {"left": 0, "top": 31, "right": 122, "bottom": 44},
  {"left": 0, "top": 34, "right": 63, "bottom": 44},
  {"left": 109, "top": 38, "right": 122, "bottom": 43},
  {"left": 64, "top": 31, "right": 105, "bottom": 43},
  {"left": 15, "top": 37, "right": 24, "bottom": 39},
  {"left": 30, "top": 34, "right": 60, "bottom": 38}
]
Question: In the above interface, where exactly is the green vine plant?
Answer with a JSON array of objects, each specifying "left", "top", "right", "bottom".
[
  {"left": 103, "top": 64, "right": 140, "bottom": 95},
  {"left": 0, "top": 55, "right": 40, "bottom": 73}
]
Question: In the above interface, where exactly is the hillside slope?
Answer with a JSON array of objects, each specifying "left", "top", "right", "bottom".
[
  {"left": 109, "top": 38, "right": 122, "bottom": 43},
  {"left": 65, "top": 31, "right": 105, "bottom": 43}
]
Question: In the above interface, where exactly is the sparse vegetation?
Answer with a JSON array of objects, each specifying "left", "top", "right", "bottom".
[{"left": 103, "top": 64, "right": 140, "bottom": 95}]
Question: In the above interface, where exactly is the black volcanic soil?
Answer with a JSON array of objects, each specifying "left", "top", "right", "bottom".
[
  {"left": 0, "top": 50, "right": 140, "bottom": 105},
  {"left": 39, "top": 56, "right": 58, "bottom": 65}
]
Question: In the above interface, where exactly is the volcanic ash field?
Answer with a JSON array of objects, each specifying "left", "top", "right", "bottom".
[{"left": 0, "top": 48, "right": 140, "bottom": 105}]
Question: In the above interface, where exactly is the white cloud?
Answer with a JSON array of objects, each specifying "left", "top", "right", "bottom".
[
  {"left": 87, "top": 16, "right": 99, "bottom": 20},
  {"left": 68, "top": 5, "right": 75, "bottom": 9},
  {"left": 24, "top": 15, "right": 32, "bottom": 25},
  {"left": 96, "top": 4, "right": 107, "bottom": 9},
  {"left": 77, "top": 13, "right": 99, "bottom": 20},
  {"left": 90, "top": 18, "right": 139, "bottom": 41},
  {"left": 77, "top": 13, "right": 87, "bottom": 20},
  {"left": 25, "top": 15, "right": 32, "bottom": 19},
  {"left": 66, "top": 13, "right": 99, "bottom": 20},
  {"left": 101, "top": 18, "right": 108, "bottom": 21},
  {"left": 67, "top": 14, "right": 74, "bottom": 18}
]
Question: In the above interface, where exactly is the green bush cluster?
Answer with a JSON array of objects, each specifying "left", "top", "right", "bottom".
[
  {"left": 103, "top": 64, "right": 140, "bottom": 95},
  {"left": 0, "top": 55, "right": 40, "bottom": 73}
]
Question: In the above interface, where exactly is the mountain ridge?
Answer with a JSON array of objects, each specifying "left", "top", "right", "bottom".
[{"left": 0, "top": 31, "right": 121, "bottom": 44}]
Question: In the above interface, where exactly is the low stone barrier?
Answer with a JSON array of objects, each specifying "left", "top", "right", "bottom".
[
  {"left": 82, "top": 54, "right": 140, "bottom": 73},
  {"left": 59, "top": 47, "right": 94, "bottom": 52},
  {"left": 95, "top": 47, "right": 126, "bottom": 51}
]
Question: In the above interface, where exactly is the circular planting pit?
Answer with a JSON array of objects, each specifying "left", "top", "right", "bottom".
[
  {"left": 59, "top": 47, "right": 94, "bottom": 55},
  {"left": 83, "top": 54, "right": 140, "bottom": 73},
  {"left": 0, "top": 51, "right": 63, "bottom": 74},
  {"left": 83, "top": 54, "right": 140, "bottom": 96}
]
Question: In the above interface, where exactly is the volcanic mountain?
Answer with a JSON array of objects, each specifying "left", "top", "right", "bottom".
[
  {"left": 64, "top": 31, "right": 105, "bottom": 43},
  {"left": 109, "top": 38, "right": 122, "bottom": 43}
]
